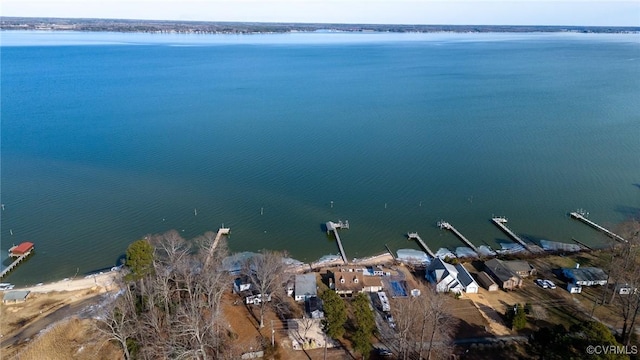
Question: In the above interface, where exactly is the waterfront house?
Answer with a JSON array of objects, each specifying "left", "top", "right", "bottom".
[
  {"left": 455, "top": 264, "right": 479, "bottom": 294},
  {"left": 476, "top": 271, "right": 499, "bottom": 292},
  {"left": 484, "top": 259, "right": 522, "bottom": 290},
  {"left": 503, "top": 260, "right": 536, "bottom": 278},
  {"left": 426, "top": 258, "right": 479, "bottom": 294},
  {"left": 562, "top": 266, "right": 608, "bottom": 286},
  {"left": 294, "top": 274, "right": 318, "bottom": 302}
]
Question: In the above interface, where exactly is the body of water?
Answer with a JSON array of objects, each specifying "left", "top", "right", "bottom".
[{"left": 1, "top": 31, "right": 639, "bottom": 285}]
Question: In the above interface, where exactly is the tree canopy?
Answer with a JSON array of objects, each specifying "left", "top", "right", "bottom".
[
  {"left": 351, "top": 293, "right": 376, "bottom": 358},
  {"left": 321, "top": 289, "right": 347, "bottom": 339},
  {"left": 125, "top": 239, "right": 154, "bottom": 281}
]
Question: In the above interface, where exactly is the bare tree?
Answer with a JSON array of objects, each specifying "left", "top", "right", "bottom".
[
  {"left": 96, "top": 285, "right": 138, "bottom": 360},
  {"left": 608, "top": 219, "right": 640, "bottom": 345},
  {"left": 243, "top": 250, "right": 288, "bottom": 328},
  {"left": 391, "top": 284, "right": 456, "bottom": 360}
]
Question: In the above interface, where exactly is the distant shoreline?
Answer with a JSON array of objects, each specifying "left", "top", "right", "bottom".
[{"left": 2, "top": 17, "right": 638, "bottom": 34}]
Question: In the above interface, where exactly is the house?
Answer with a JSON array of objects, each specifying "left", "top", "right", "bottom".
[
  {"left": 562, "top": 267, "right": 608, "bottom": 286},
  {"left": 615, "top": 283, "right": 638, "bottom": 295},
  {"left": 426, "top": 258, "right": 479, "bottom": 294},
  {"left": 2, "top": 290, "right": 30, "bottom": 304},
  {"left": 332, "top": 269, "right": 365, "bottom": 297},
  {"left": 426, "top": 258, "right": 463, "bottom": 293},
  {"left": 476, "top": 271, "right": 499, "bottom": 292},
  {"left": 245, "top": 293, "right": 272, "bottom": 305},
  {"left": 455, "top": 264, "right": 479, "bottom": 294},
  {"left": 484, "top": 259, "right": 522, "bottom": 290},
  {"left": 295, "top": 274, "right": 318, "bottom": 302},
  {"left": 503, "top": 260, "right": 536, "bottom": 278}
]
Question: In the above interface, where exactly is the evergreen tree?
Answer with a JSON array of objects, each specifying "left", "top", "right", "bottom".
[
  {"left": 510, "top": 303, "right": 527, "bottom": 330},
  {"left": 321, "top": 289, "right": 347, "bottom": 339},
  {"left": 352, "top": 293, "right": 376, "bottom": 358},
  {"left": 125, "top": 239, "right": 154, "bottom": 281}
]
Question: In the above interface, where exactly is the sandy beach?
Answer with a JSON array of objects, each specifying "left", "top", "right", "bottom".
[{"left": 12, "top": 270, "right": 121, "bottom": 294}]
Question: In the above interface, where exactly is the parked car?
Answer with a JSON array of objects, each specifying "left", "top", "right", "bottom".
[
  {"left": 377, "top": 348, "right": 393, "bottom": 357},
  {"left": 543, "top": 280, "right": 556, "bottom": 289},
  {"left": 535, "top": 279, "right": 548, "bottom": 288}
]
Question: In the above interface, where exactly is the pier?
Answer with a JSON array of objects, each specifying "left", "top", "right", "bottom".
[
  {"left": 491, "top": 217, "right": 534, "bottom": 252},
  {"left": 0, "top": 250, "right": 33, "bottom": 280},
  {"left": 204, "top": 227, "right": 230, "bottom": 269},
  {"left": 407, "top": 232, "right": 436, "bottom": 258},
  {"left": 570, "top": 211, "right": 626, "bottom": 243},
  {"left": 437, "top": 221, "right": 479, "bottom": 253},
  {"left": 326, "top": 220, "right": 349, "bottom": 264}
]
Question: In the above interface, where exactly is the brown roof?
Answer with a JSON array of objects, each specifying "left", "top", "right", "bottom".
[{"left": 334, "top": 272, "right": 364, "bottom": 293}]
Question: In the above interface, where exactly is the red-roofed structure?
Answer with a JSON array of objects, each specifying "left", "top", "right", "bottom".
[{"left": 9, "top": 242, "right": 34, "bottom": 257}]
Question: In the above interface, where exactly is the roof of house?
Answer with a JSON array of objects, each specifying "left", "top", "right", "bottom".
[
  {"left": 3, "top": 290, "right": 30, "bottom": 302},
  {"left": 427, "top": 258, "right": 458, "bottom": 282},
  {"left": 476, "top": 271, "right": 498, "bottom": 288},
  {"left": 504, "top": 260, "right": 533, "bottom": 273},
  {"left": 563, "top": 267, "right": 608, "bottom": 282},
  {"left": 334, "top": 271, "right": 364, "bottom": 293},
  {"left": 362, "top": 276, "right": 383, "bottom": 288},
  {"left": 484, "top": 259, "right": 519, "bottom": 283},
  {"left": 11, "top": 242, "right": 34, "bottom": 255},
  {"left": 295, "top": 274, "right": 317, "bottom": 297},
  {"left": 455, "top": 264, "right": 478, "bottom": 288}
]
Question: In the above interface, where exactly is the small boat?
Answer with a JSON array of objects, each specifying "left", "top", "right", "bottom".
[{"left": 0, "top": 283, "right": 15, "bottom": 290}]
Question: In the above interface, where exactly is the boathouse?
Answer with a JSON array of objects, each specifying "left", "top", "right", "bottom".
[{"left": 9, "top": 242, "right": 34, "bottom": 257}]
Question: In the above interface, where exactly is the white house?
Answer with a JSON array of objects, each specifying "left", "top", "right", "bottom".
[
  {"left": 426, "top": 258, "right": 479, "bottom": 294},
  {"left": 454, "top": 264, "right": 479, "bottom": 294}
]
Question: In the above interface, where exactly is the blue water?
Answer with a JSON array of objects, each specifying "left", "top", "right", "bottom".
[{"left": 1, "top": 31, "right": 639, "bottom": 285}]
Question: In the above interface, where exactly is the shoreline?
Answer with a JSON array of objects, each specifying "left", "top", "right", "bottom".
[{"left": 9, "top": 270, "right": 120, "bottom": 294}]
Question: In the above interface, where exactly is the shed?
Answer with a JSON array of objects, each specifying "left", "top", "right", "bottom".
[
  {"left": 3, "top": 290, "right": 30, "bottom": 304},
  {"left": 503, "top": 260, "right": 536, "bottom": 278},
  {"left": 567, "top": 283, "right": 582, "bottom": 294},
  {"left": 476, "top": 271, "right": 499, "bottom": 292}
]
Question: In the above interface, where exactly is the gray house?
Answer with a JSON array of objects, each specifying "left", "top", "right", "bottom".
[
  {"left": 562, "top": 266, "right": 608, "bottom": 286},
  {"left": 294, "top": 274, "right": 318, "bottom": 302},
  {"left": 484, "top": 259, "right": 522, "bottom": 290},
  {"left": 504, "top": 260, "right": 536, "bottom": 278}
]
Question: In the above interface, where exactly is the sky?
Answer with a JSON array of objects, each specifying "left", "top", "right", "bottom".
[{"left": 2, "top": 0, "right": 639, "bottom": 27}]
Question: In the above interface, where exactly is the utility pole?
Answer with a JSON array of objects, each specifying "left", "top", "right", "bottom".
[
  {"left": 324, "top": 332, "right": 327, "bottom": 360},
  {"left": 271, "top": 320, "right": 275, "bottom": 347}
]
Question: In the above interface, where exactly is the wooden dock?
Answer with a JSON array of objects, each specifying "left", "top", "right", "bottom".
[
  {"left": 0, "top": 250, "right": 32, "bottom": 280},
  {"left": 491, "top": 217, "right": 533, "bottom": 252},
  {"left": 326, "top": 220, "right": 349, "bottom": 264},
  {"left": 204, "top": 227, "right": 230, "bottom": 269},
  {"left": 437, "top": 221, "right": 479, "bottom": 253},
  {"left": 570, "top": 211, "right": 626, "bottom": 243},
  {"left": 407, "top": 232, "right": 435, "bottom": 258}
]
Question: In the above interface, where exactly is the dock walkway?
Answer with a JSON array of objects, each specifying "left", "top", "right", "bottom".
[
  {"left": 204, "top": 227, "right": 230, "bottom": 269},
  {"left": 491, "top": 217, "right": 535, "bottom": 252},
  {"left": 407, "top": 232, "right": 435, "bottom": 258},
  {"left": 570, "top": 211, "right": 626, "bottom": 243},
  {"left": 437, "top": 221, "right": 479, "bottom": 253},
  {"left": 0, "top": 250, "right": 32, "bottom": 280},
  {"left": 326, "top": 220, "right": 349, "bottom": 264}
]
